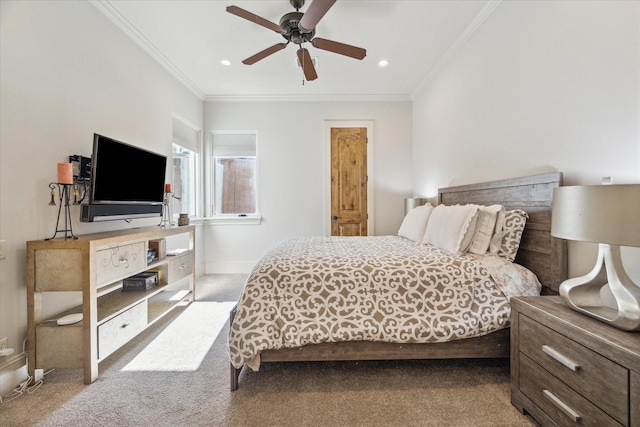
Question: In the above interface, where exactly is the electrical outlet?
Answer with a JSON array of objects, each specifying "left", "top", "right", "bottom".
[{"left": 0, "top": 337, "right": 7, "bottom": 350}]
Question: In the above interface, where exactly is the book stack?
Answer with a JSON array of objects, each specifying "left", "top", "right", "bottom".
[{"left": 122, "top": 272, "right": 158, "bottom": 292}]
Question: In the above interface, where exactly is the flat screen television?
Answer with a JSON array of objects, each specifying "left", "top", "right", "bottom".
[{"left": 80, "top": 133, "right": 167, "bottom": 222}]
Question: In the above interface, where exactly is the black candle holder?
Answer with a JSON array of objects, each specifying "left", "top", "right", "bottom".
[{"left": 46, "top": 183, "right": 78, "bottom": 240}]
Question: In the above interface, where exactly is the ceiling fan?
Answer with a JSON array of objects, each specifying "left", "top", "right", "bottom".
[{"left": 226, "top": 0, "right": 366, "bottom": 81}]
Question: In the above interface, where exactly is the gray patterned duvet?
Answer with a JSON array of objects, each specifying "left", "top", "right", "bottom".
[{"left": 228, "top": 236, "right": 540, "bottom": 370}]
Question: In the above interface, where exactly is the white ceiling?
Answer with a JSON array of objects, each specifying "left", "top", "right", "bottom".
[{"left": 94, "top": 0, "right": 498, "bottom": 100}]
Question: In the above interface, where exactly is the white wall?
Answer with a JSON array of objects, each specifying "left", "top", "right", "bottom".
[
  {"left": 203, "top": 101, "right": 413, "bottom": 273},
  {"left": 0, "top": 0, "right": 203, "bottom": 392},
  {"left": 412, "top": 1, "right": 640, "bottom": 280}
]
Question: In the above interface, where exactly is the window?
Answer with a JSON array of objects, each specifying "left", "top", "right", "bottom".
[
  {"left": 171, "top": 143, "right": 197, "bottom": 216},
  {"left": 215, "top": 157, "right": 256, "bottom": 214},
  {"left": 210, "top": 132, "right": 259, "bottom": 219},
  {"left": 171, "top": 115, "right": 201, "bottom": 218}
]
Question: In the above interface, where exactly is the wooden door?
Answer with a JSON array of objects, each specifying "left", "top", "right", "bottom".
[{"left": 331, "top": 128, "right": 368, "bottom": 236}]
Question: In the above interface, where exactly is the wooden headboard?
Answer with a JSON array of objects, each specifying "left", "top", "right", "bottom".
[{"left": 438, "top": 172, "right": 567, "bottom": 293}]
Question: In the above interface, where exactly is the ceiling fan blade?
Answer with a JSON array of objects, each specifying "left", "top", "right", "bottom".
[
  {"left": 311, "top": 38, "right": 366, "bottom": 60},
  {"left": 226, "top": 5, "right": 283, "bottom": 34},
  {"left": 242, "top": 43, "right": 289, "bottom": 65},
  {"left": 298, "top": 0, "right": 336, "bottom": 32},
  {"left": 297, "top": 48, "right": 318, "bottom": 81}
]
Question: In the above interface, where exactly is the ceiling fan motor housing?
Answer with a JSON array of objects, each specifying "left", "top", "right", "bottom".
[
  {"left": 290, "top": 0, "right": 305, "bottom": 10},
  {"left": 226, "top": 0, "right": 365, "bottom": 81},
  {"left": 280, "top": 12, "right": 315, "bottom": 44}
]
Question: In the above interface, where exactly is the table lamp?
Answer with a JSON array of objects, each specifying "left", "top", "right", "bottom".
[
  {"left": 551, "top": 184, "right": 640, "bottom": 331},
  {"left": 404, "top": 197, "right": 427, "bottom": 216}
]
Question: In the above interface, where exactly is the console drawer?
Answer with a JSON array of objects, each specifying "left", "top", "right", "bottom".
[
  {"left": 518, "top": 314, "right": 627, "bottom": 423},
  {"left": 98, "top": 301, "right": 147, "bottom": 360},
  {"left": 167, "top": 253, "right": 193, "bottom": 282},
  {"left": 520, "top": 355, "right": 622, "bottom": 427},
  {"left": 96, "top": 242, "right": 146, "bottom": 285}
]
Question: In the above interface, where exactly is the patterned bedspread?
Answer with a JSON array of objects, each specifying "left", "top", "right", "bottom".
[{"left": 228, "top": 236, "right": 541, "bottom": 370}]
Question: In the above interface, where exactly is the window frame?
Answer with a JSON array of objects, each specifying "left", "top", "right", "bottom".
[
  {"left": 206, "top": 130, "right": 261, "bottom": 225},
  {"left": 171, "top": 142, "right": 199, "bottom": 218}
]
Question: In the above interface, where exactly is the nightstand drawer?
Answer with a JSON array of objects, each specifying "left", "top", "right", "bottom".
[
  {"left": 520, "top": 355, "right": 622, "bottom": 427},
  {"left": 519, "top": 314, "right": 628, "bottom": 424}
]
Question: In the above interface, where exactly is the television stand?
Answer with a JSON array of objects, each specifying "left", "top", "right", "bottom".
[{"left": 26, "top": 225, "right": 195, "bottom": 384}]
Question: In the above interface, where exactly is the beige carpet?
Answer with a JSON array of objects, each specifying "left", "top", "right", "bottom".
[{"left": 0, "top": 274, "right": 538, "bottom": 427}]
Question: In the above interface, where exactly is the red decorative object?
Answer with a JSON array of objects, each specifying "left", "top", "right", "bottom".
[{"left": 57, "top": 163, "right": 73, "bottom": 184}]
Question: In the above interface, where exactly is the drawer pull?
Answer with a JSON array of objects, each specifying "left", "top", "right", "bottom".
[
  {"left": 542, "top": 345, "right": 580, "bottom": 371},
  {"left": 543, "top": 389, "right": 581, "bottom": 422}
]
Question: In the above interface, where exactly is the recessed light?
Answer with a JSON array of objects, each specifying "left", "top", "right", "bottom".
[
  {"left": 378, "top": 59, "right": 390, "bottom": 68},
  {"left": 221, "top": 59, "right": 232, "bottom": 67}
]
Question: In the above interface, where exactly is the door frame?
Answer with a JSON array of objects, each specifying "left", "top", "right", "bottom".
[{"left": 323, "top": 120, "right": 375, "bottom": 236}]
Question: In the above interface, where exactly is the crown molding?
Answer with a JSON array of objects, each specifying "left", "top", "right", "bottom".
[
  {"left": 90, "top": 0, "right": 205, "bottom": 100},
  {"left": 92, "top": 0, "right": 410, "bottom": 103},
  {"left": 411, "top": 0, "right": 502, "bottom": 100},
  {"left": 92, "top": 0, "right": 495, "bottom": 103},
  {"left": 204, "top": 94, "right": 411, "bottom": 103}
]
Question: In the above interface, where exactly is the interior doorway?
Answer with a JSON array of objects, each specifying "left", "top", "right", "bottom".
[
  {"left": 324, "top": 121, "right": 374, "bottom": 236},
  {"left": 330, "top": 127, "right": 368, "bottom": 236}
]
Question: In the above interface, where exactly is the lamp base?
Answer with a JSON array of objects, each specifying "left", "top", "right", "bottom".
[{"left": 559, "top": 243, "right": 640, "bottom": 331}]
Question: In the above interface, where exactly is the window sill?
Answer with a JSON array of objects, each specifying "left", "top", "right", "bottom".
[{"left": 205, "top": 215, "right": 262, "bottom": 225}]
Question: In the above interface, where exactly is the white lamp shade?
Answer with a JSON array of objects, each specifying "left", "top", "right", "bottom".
[
  {"left": 551, "top": 184, "right": 640, "bottom": 247},
  {"left": 404, "top": 197, "right": 427, "bottom": 216}
]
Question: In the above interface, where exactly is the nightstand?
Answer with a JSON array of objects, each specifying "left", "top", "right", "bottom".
[{"left": 510, "top": 296, "right": 640, "bottom": 427}]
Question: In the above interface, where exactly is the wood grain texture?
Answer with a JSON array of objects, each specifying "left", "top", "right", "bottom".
[
  {"left": 632, "top": 372, "right": 640, "bottom": 427},
  {"left": 439, "top": 172, "right": 566, "bottom": 293},
  {"left": 512, "top": 296, "right": 640, "bottom": 369},
  {"left": 519, "top": 314, "right": 627, "bottom": 422},
  {"left": 261, "top": 328, "right": 510, "bottom": 362},
  {"left": 331, "top": 127, "right": 368, "bottom": 236},
  {"left": 511, "top": 296, "right": 640, "bottom": 426},
  {"left": 519, "top": 355, "right": 620, "bottom": 426}
]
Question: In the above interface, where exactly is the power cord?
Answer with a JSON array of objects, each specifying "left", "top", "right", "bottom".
[
  {"left": 0, "top": 338, "right": 51, "bottom": 404},
  {"left": 0, "top": 374, "right": 41, "bottom": 403}
]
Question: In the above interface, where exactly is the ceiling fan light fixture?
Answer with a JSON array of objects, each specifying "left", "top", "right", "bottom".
[
  {"left": 378, "top": 59, "right": 390, "bottom": 68},
  {"left": 226, "top": 0, "right": 364, "bottom": 81},
  {"left": 221, "top": 59, "right": 232, "bottom": 67}
]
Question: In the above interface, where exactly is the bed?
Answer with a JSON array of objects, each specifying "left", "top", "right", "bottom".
[{"left": 228, "top": 172, "right": 567, "bottom": 390}]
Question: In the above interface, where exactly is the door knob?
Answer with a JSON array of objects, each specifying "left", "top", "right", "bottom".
[{"left": 332, "top": 216, "right": 338, "bottom": 220}]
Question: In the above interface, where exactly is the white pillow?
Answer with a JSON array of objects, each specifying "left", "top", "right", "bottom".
[
  {"left": 398, "top": 204, "right": 434, "bottom": 242},
  {"left": 489, "top": 208, "right": 507, "bottom": 255},
  {"left": 422, "top": 204, "right": 479, "bottom": 254},
  {"left": 468, "top": 205, "right": 504, "bottom": 255}
]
